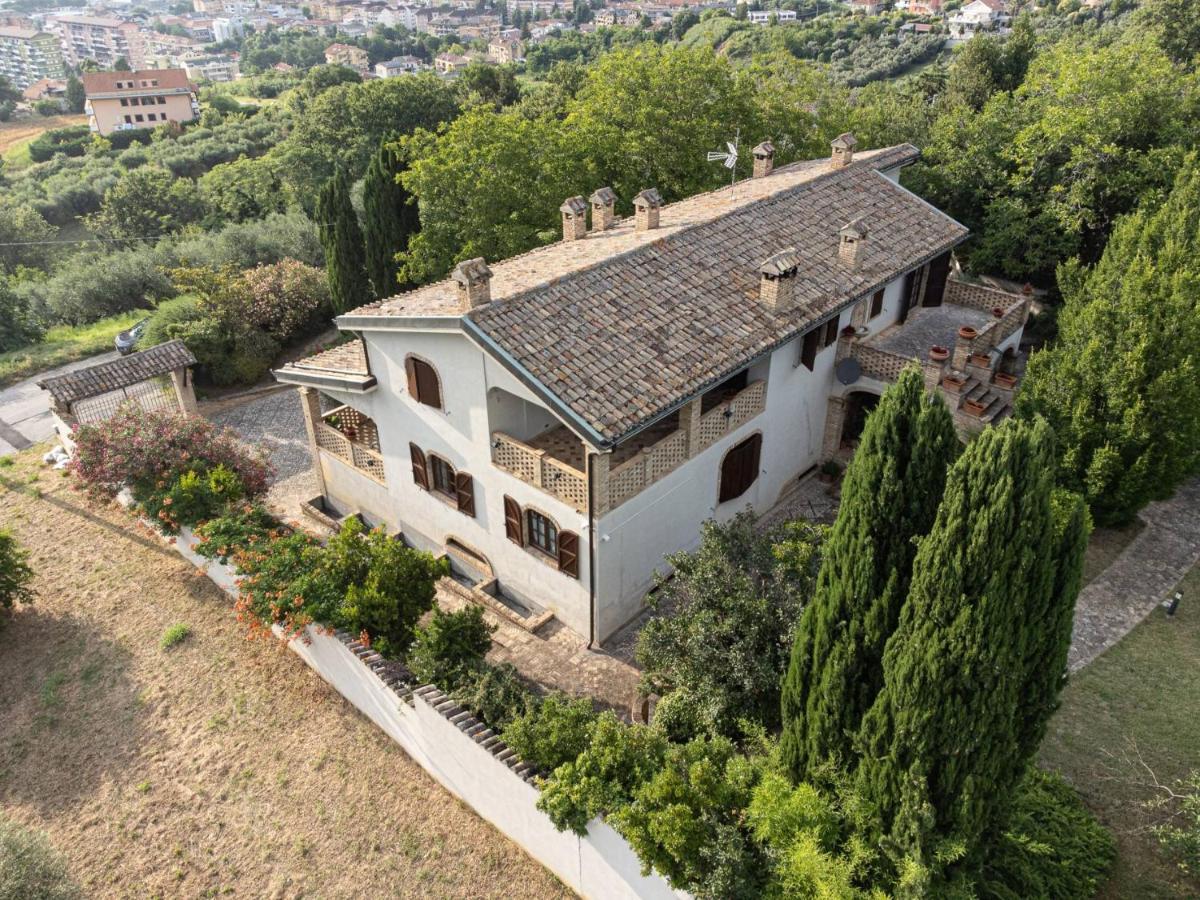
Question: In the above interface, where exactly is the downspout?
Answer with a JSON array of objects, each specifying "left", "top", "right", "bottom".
[{"left": 586, "top": 452, "right": 598, "bottom": 649}]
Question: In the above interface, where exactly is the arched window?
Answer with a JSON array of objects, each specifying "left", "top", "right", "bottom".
[
  {"left": 405, "top": 356, "right": 442, "bottom": 409},
  {"left": 429, "top": 454, "right": 456, "bottom": 498},
  {"left": 718, "top": 433, "right": 762, "bottom": 503},
  {"left": 526, "top": 508, "right": 558, "bottom": 557}
]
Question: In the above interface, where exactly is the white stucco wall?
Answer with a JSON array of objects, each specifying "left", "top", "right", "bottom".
[
  {"left": 320, "top": 328, "right": 593, "bottom": 637},
  {"left": 592, "top": 301, "right": 859, "bottom": 639}
]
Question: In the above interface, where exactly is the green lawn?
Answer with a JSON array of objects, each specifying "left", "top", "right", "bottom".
[
  {"left": 0, "top": 312, "right": 146, "bottom": 388},
  {"left": 1041, "top": 564, "right": 1200, "bottom": 899}
]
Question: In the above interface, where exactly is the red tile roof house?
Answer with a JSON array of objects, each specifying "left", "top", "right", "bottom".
[
  {"left": 81, "top": 68, "right": 199, "bottom": 136},
  {"left": 275, "top": 136, "right": 1031, "bottom": 645}
]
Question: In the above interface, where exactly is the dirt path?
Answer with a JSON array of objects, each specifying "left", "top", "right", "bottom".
[{"left": 0, "top": 451, "right": 571, "bottom": 899}]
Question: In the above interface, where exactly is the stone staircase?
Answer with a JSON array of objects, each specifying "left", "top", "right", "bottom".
[{"left": 937, "top": 369, "right": 1012, "bottom": 431}]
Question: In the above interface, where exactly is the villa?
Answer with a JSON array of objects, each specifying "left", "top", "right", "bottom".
[{"left": 274, "top": 135, "right": 1030, "bottom": 646}]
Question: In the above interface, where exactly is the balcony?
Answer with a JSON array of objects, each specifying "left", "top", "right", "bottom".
[
  {"left": 315, "top": 405, "right": 386, "bottom": 484},
  {"left": 841, "top": 277, "right": 1031, "bottom": 430},
  {"left": 490, "top": 378, "right": 767, "bottom": 514}
]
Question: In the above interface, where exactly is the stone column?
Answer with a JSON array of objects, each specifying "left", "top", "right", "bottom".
[
  {"left": 922, "top": 360, "right": 945, "bottom": 393},
  {"left": 683, "top": 398, "right": 703, "bottom": 456},
  {"left": 298, "top": 387, "right": 327, "bottom": 498},
  {"left": 169, "top": 366, "right": 198, "bottom": 415},
  {"left": 590, "top": 451, "right": 611, "bottom": 518},
  {"left": 821, "top": 396, "right": 847, "bottom": 461}
]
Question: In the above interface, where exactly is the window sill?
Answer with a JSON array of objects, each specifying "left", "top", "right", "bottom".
[{"left": 523, "top": 543, "right": 564, "bottom": 573}]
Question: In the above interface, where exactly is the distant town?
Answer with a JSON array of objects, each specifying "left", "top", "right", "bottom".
[{"left": 1, "top": 0, "right": 1017, "bottom": 102}]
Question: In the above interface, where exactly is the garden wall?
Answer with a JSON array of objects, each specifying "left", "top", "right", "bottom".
[{"left": 155, "top": 518, "right": 684, "bottom": 900}]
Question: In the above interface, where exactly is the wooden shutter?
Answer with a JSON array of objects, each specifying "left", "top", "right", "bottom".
[
  {"left": 800, "top": 329, "right": 820, "bottom": 371},
  {"left": 558, "top": 530, "right": 579, "bottom": 579},
  {"left": 823, "top": 318, "right": 839, "bottom": 348},
  {"left": 870, "top": 288, "right": 884, "bottom": 318},
  {"left": 503, "top": 495, "right": 523, "bottom": 545},
  {"left": 719, "top": 433, "right": 762, "bottom": 503},
  {"left": 922, "top": 251, "right": 951, "bottom": 308},
  {"left": 416, "top": 360, "right": 441, "bottom": 408},
  {"left": 455, "top": 471, "right": 476, "bottom": 517},
  {"left": 409, "top": 442, "right": 428, "bottom": 490},
  {"left": 405, "top": 357, "right": 418, "bottom": 397}
]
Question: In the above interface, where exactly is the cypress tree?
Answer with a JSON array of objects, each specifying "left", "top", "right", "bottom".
[
  {"left": 854, "top": 417, "right": 1066, "bottom": 887},
  {"left": 362, "top": 142, "right": 420, "bottom": 299},
  {"left": 780, "top": 366, "right": 958, "bottom": 784},
  {"left": 1013, "top": 487, "right": 1090, "bottom": 765},
  {"left": 316, "top": 168, "right": 371, "bottom": 315}
]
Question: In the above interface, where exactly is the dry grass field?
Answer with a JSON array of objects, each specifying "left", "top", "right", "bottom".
[
  {"left": 0, "top": 114, "right": 87, "bottom": 160},
  {"left": 0, "top": 449, "right": 571, "bottom": 899}
]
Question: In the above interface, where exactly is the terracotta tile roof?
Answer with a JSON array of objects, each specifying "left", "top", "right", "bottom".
[
  {"left": 342, "top": 145, "right": 967, "bottom": 444},
  {"left": 82, "top": 68, "right": 192, "bottom": 95},
  {"left": 469, "top": 147, "right": 966, "bottom": 443},
  {"left": 38, "top": 340, "right": 195, "bottom": 408},
  {"left": 284, "top": 339, "right": 370, "bottom": 376}
]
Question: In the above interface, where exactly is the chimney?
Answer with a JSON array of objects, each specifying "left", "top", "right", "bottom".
[
  {"left": 560, "top": 195, "right": 587, "bottom": 241},
  {"left": 633, "top": 188, "right": 662, "bottom": 232},
  {"left": 452, "top": 257, "right": 492, "bottom": 310},
  {"left": 759, "top": 247, "right": 801, "bottom": 312},
  {"left": 752, "top": 140, "right": 775, "bottom": 178},
  {"left": 590, "top": 186, "right": 616, "bottom": 232},
  {"left": 831, "top": 132, "right": 857, "bottom": 169},
  {"left": 838, "top": 218, "right": 868, "bottom": 269}
]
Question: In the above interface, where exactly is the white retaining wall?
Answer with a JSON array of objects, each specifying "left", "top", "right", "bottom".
[{"left": 151, "top": 519, "right": 682, "bottom": 900}]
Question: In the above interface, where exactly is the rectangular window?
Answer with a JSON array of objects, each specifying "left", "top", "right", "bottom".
[
  {"left": 119, "top": 98, "right": 127, "bottom": 106},
  {"left": 870, "top": 289, "right": 885, "bottom": 319},
  {"left": 800, "top": 328, "right": 820, "bottom": 371},
  {"left": 123, "top": 115, "right": 131, "bottom": 123},
  {"left": 146, "top": 113, "right": 156, "bottom": 122},
  {"left": 134, "top": 114, "right": 143, "bottom": 122},
  {"left": 430, "top": 455, "right": 455, "bottom": 497},
  {"left": 527, "top": 510, "right": 558, "bottom": 557},
  {"left": 157, "top": 96, "right": 166, "bottom": 104}
]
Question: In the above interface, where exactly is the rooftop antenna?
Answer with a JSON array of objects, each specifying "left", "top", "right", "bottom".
[{"left": 706, "top": 127, "right": 740, "bottom": 199}]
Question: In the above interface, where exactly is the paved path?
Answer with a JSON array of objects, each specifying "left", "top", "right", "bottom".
[
  {"left": 209, "top": 387, "right": 318, "bottom": 524},
  {"left": 0, "top": 351, "right": 119, "bottom": 456},
  {"left": 1068, "top": 477, "right": 1200, "bottom": 671}
]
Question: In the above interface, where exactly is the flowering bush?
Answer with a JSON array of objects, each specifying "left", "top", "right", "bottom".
[
  {"left": 136, "top": 464, "right": 245, "bottom": 534},
  {"left": 240, "top": 258, "right": 331, "bottom": 341},
  {"left": 70, "top": 405, "right": 272, "bottom": 499},
  {"left": 231, "top": 517, "right": 447, "bottom": 654},
  {"left": 193, "top": 503, "right": 280, "bottom": 563}
]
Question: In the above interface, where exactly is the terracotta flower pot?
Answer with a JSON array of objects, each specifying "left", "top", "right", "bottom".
[
  {"left": 841, "top": 324, "right": 857, "bottom": 337},
  {"left": 992, "top": 306, "right": 1005, "bottom": 319},
  {"left": 994, "top": 372, "right": 1018, "bottom": 389},
  {"left": 943, "top": 375, "right": 966, "bottom": 392},
  {"left": 929, "top": 345, "right": 950, "bottom": 362},
  {"left": 958, "top": 325, "right": 979, "bottom": 341}
]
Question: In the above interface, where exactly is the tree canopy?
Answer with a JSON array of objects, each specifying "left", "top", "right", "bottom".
[{"left": 1017, "top": 153, "right": 1200, "bottom": 524}]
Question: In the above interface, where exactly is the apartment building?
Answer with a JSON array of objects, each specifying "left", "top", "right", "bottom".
[
  {"left": 82, "top": 68, "right": 199, "bottom": 135},
  {"left": 274, "top": 137, "right": 1030, "bottom": 646},
  {"left": 53, "top": 15, "right": 144, "bottom": 68},
  {"left": 0, "top": 26, "right": 65, "bottom": 88}
]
